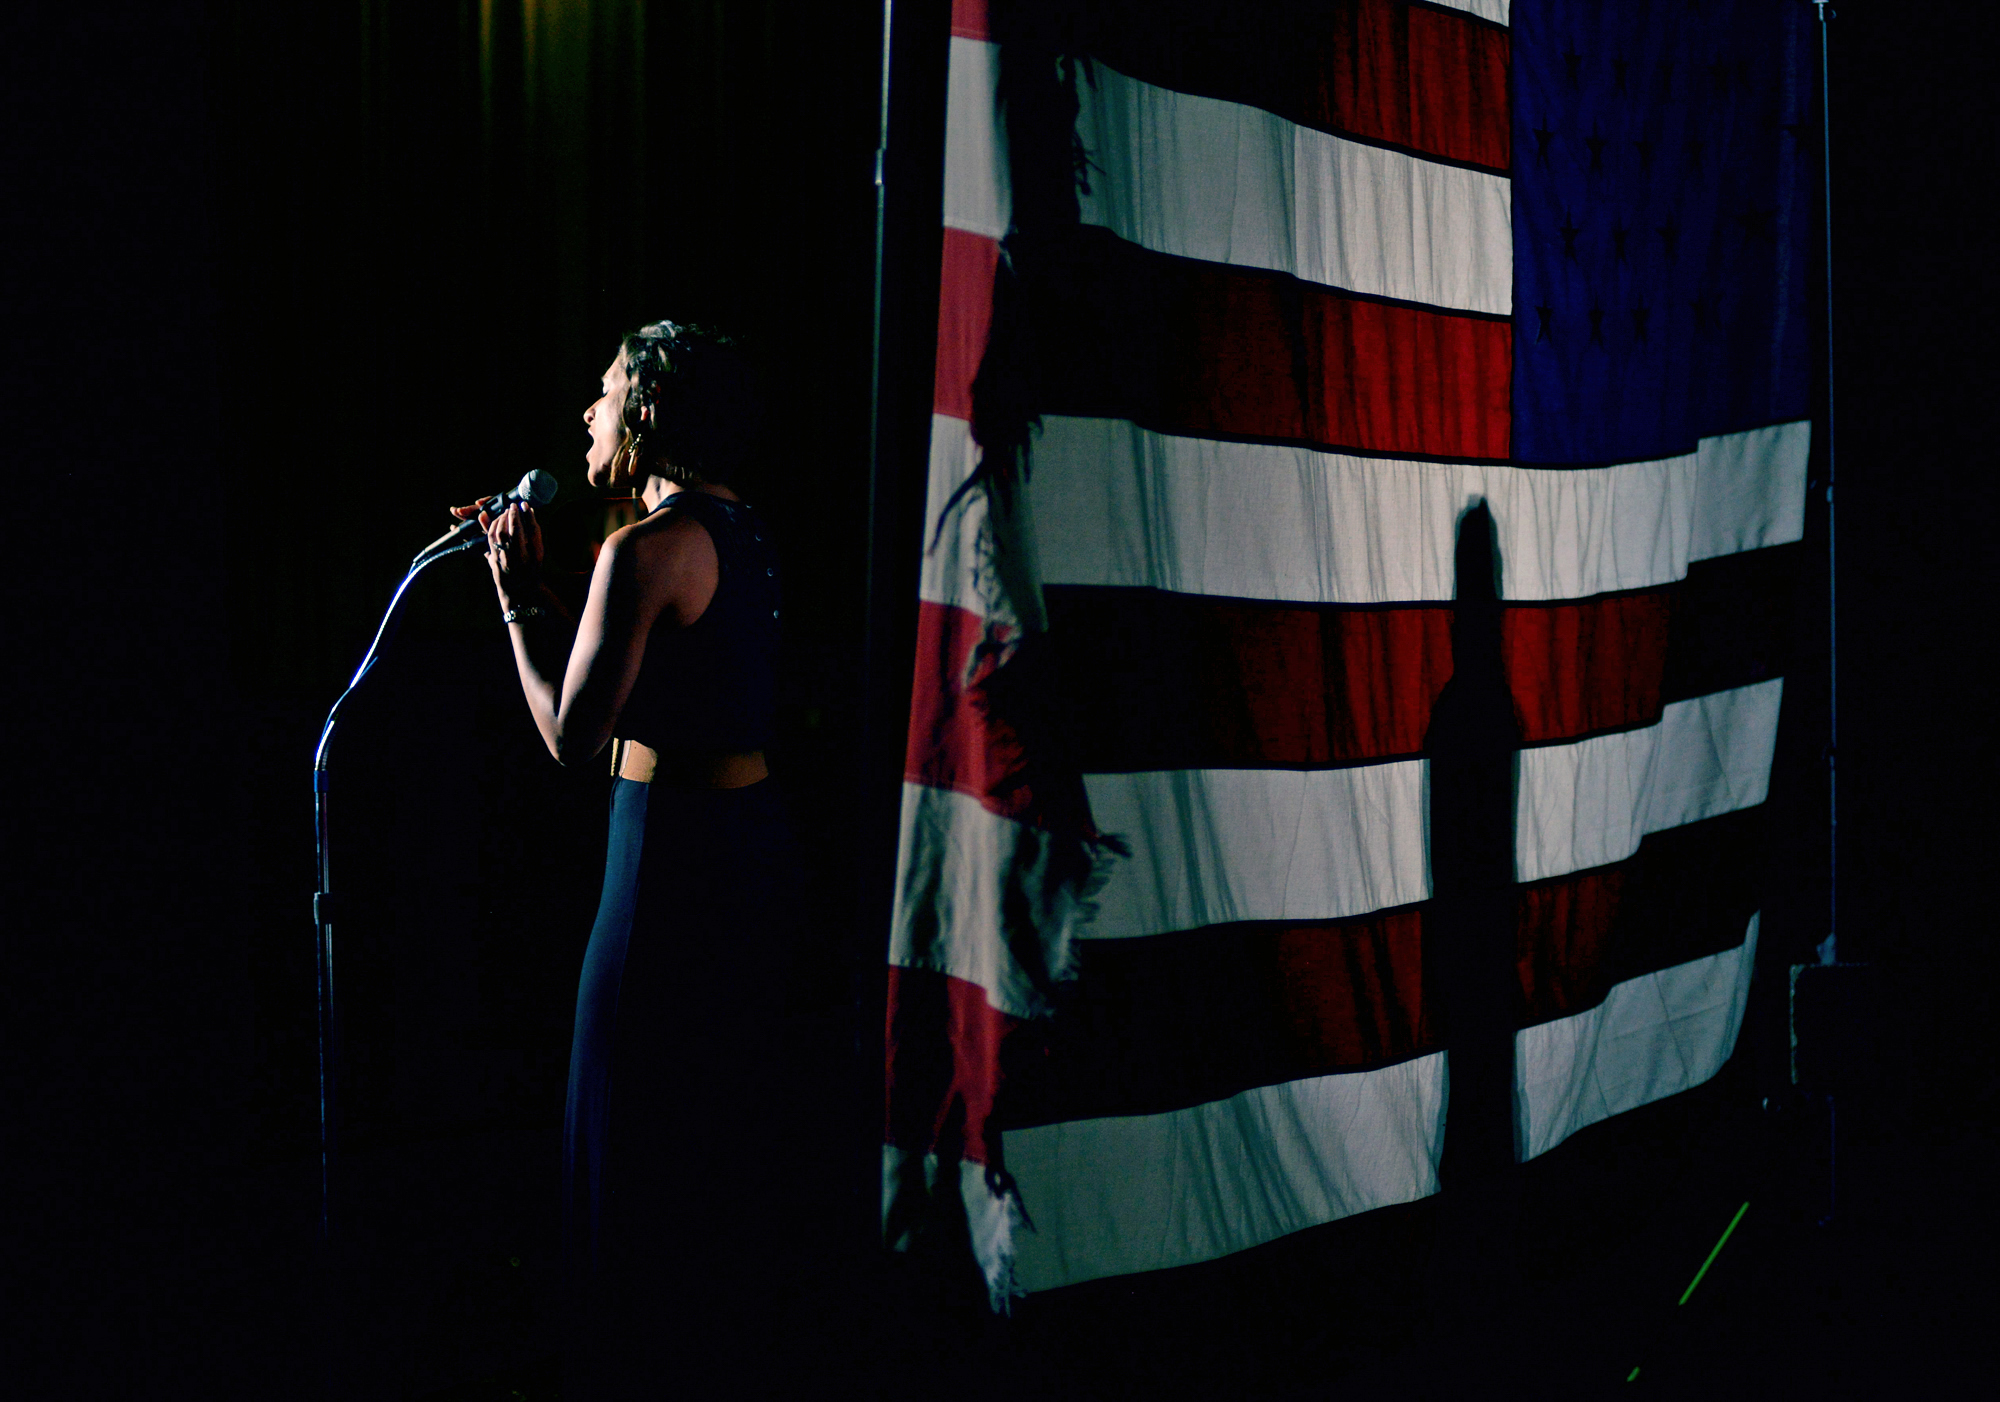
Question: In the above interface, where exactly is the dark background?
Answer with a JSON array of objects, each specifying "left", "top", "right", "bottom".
[{"left": 9, "top": 1, "right": 1993, "bottom": 1397}]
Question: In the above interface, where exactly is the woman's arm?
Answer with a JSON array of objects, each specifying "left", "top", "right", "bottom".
[
  {"left": 480, "top": 500, "right": 715, "bottom": 765},
  {"left": 479, "top": 502, "right": 582, "bottom": 761},
  {"left": 539, "top": 530, "right": 650, "bottom": 764}
]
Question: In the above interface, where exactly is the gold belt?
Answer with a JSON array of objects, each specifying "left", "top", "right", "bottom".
[{"left": 609, "top": 737, "right": 768, "bottom": 789}]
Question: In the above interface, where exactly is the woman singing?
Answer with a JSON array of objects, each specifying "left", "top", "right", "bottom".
[{"left": 463, "top": 321, "right": 796, "bottom": 1397}]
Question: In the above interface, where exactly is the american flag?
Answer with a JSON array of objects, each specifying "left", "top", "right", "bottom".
[{"left": 886, "top": 0, "right": 1810, "bottom": 1305}]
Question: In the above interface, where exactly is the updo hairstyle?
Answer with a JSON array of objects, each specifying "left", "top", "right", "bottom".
[{"left": 616, "top": 321, "right": 762, "bottom": 488}]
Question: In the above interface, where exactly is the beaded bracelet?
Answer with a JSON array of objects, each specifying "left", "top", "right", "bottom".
[{"left": 501, "top": 605, "right": 549, "bottom": 624}]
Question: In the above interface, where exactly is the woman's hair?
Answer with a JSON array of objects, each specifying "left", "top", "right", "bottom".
[{"left": 617, "top": 321, "right": 761, "bottom": 487}]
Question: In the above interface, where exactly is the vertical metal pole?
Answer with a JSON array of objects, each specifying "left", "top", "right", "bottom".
[
  {"left": 857, "top": 0, "right": 948, "bottom": 1253},
  {"left": 859, "top": 0, "right": 898, "bottom": 1259},
  {"left": 1809, "top": 0, "right": 1844, "bottom": 1235},
  {"left": 868, "top": 0, "right": 894, "bottom": 486},
  {"left": 312, "top": 760, "right": 337, "bottom": 1248},
  {"left": 312, "top": 737, "right": 340, "bottom": 1401},
  {"left": 1815, "top": 0, "right": 1838, "bottom": 965}
]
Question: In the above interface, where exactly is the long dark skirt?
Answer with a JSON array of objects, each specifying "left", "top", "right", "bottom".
[{"left": 563, "top": 776, "right": 800, "bottom": 1400}]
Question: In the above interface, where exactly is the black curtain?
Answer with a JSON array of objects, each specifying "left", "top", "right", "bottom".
[{"left": 17, "top": 2, "right": 892, "bottom": 1396}]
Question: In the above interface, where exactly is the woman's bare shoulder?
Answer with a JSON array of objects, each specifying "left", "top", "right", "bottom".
[
  {"left": 600, "top": 504, "right": 719, "bottom": 617},
  {"left": 604, "top": 504, "right": 713, "bottom": 558}
]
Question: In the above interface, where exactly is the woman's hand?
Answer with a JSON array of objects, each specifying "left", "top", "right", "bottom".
[{"left": 452, "top": 499, "right": 544, "bottom": 610}]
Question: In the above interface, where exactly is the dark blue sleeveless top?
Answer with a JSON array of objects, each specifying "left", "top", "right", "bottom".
[{"left": 616, "top": 491, "right": 781, "bottom": 754}]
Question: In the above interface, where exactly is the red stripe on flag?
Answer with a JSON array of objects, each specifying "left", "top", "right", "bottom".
[
  {"left": 1273, "top": 272, "right": 1510, "bottom": 459},
  {"left": 1044, "top": 590, "right": 1452, "bottom": 767},
  {"left": 1273, "top": 909, "right": 1433, "bottom": 1071},
  {"left": 1503, "top": 591, "right": 1674, "bottom": 744},
  {"left": 1205, "top": 602, "right": 1448, "bottom": 761},
  {"left": 1002, "top": 908, "right": 1434, "bottom": 1129},
  {"left": 1515, "top": 866, "right": 1626, "bottom": 1025},
  {"left": 935, "top": 228, "right": 1000, "bottom": 421},
  {"left": 1028, "top": 230, "right": 1512, "bottom": 461},
  {"left": 988, "top": 0, "right": 1509, "bottom": 172},
  {"left": 886, "top": 965, "right": 1018, "bottom": 1163},
  {"left": 906, "top": 600, "right": 1031, "bottom": 819},
  {"left": 997, "top": 809, "right": 1760, "bottom": 1128},
  {"left": 952, "top": 0, "right": 990, "bottom": 42},
  {"left": 1037, "top": 586, "right": 1678, "bottom": 771},
  {"left": 1338, "top": 0, "right": 1512, "bottom": 170},
  {"left": 907, "top": 601, "right": 1113, "bottom": 841}
]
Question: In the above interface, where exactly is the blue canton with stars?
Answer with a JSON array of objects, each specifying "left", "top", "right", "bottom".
[{"left": 1511, "top": 0, "right": 1814, "bottom": 465}]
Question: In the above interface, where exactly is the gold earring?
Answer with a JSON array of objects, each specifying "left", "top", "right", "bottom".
[{"left": 609, "top": 432, "right": 643, "bottom": 489}]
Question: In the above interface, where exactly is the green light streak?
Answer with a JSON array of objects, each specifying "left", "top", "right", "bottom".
[
  {"left": 1678, "top": 1201, "right": 1750, "bottom": 1306},
  {"left": 1626, "top": 1201, "right": 1752, "bottom": 1382}
]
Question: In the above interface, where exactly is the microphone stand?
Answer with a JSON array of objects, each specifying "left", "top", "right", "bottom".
[{"left": 310, "top": 531, "right": 489, "bottom": 1253}]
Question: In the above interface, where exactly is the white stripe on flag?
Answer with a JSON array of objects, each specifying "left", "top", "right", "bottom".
[
  {"left": 1433, "top": 0, "right": 1509, "bottom": 21},
  {"left": 1074, "top": 62, "right": 1512, "bottom": 314},
  {"left": 1030, "top": 415, "right": 1806, "bottom": 605},
  {"left": 1080, "top": 762, "right": 1431, "bottom": 939},
  {"left": 1003, "top": 1052, "right": 1446, "bottom": 1292},
  {"left": 1515, "top": 915, "right": 1759, "bottom": 1161},
  {"left": 919, "top": 417, "right": 1808, "bottom": 612},
  {"left": 945, "top": 38, "right": 1009, "bottom": 239},
  {"left": 1513, "top": 679, "right": 1783, "bottom": 883},
  {"left": 897, "top": 679, "right": 1780, "bottom": 976},
  {"left": 1687, "top": 420, "right": 1813, "bottom": 563},
  {"left": 889, "top": 782, "right": 1083, "bottom": 1018},
  {"left": 1073, "top": 682, "right": 1778, "bottom": 942},
  {"left": 921, "top": 414, "right": 986, "bottom": 608},
  {"left": 882, "top": 1145, "right": 1021, "bottom": 1299}
]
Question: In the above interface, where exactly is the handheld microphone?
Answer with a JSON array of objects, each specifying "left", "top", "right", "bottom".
[{"left": 414, "top": 470, "right": 559, "bottom": 561}]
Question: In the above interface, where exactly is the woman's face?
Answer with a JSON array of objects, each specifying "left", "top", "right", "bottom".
[{"left": 583, "top": 353, "right": 636, "bottom": 489}]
